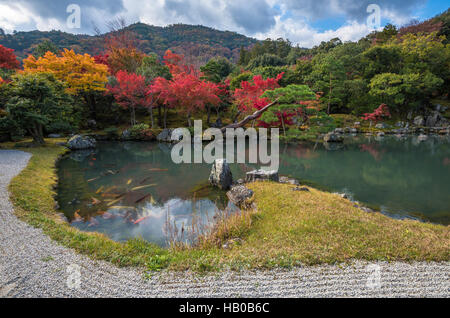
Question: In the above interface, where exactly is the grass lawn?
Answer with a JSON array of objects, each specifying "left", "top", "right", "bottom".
[{"left": 2, "top": 139, "right": 449, "bottom": 272}]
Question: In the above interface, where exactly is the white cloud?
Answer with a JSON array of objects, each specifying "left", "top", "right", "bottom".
[{"left": 0, "top": 0, "right": 427, "bottom": 47}]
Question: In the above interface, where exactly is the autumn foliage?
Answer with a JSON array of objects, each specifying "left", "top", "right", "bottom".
[
  {"left": 362, "top": 103, "right": 391, "bottom": 123},
  {"left": 107, "top": 70, "right": 153, "bottom": 125},
  {"left": 23, "top": 49, "right": 109, "bottom": 94},
  {"left": 233, "top": 73, "right": 284, "bottom": 113},
  {"left": 0, "top": 45, "right": 20, "bottom": 70},
  {"left": 151, "top": 50, "right": 222, "bottom": 126}
]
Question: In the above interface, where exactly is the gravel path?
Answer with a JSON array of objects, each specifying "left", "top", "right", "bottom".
[{"left": 0, "top": 149, "right": 449, "bottom": 298}]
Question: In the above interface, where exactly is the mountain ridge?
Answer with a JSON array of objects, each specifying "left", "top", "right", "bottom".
[{"left": 0, "top": 22, "right": 258, "bottom": 66}]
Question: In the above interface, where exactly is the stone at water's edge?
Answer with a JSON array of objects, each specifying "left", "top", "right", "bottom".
[
  {"left": 157, "top": 128, "right": 173, "bottom": 142},
  {"left": 246, "top": 169, "right": 279, "bottom": 183},
  {"left": 67, "top": 135, "right": 96, "bottom": 150},
  {"left": 226, "top": 185, "right": 254, "bottom": 209},
  {"left": 209, "top": 159, "right": 233, "bottom": 190},
  {"left": 323, "top": 133, "right": 344, "bottom": 143}
]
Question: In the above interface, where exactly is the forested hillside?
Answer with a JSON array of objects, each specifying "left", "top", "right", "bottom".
[{"left": 0, "top": 23, "right": 258, "bottom": 66}]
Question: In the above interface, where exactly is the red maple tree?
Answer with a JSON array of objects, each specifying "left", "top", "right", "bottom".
[
  {"left": 362, "top": 103, "right": 391, "bottom": 125},
  {"left": 151, "top": 50, "right": 222, "bottom": 127},
  {"left": 107, "top": 70, "right": 153, "bottom": 125},
  {"left": 0, "top": 45, "right": 20, "bottom": 70},
  {"left": 233, "top": 73, "right": 284, "bottom": 113}
]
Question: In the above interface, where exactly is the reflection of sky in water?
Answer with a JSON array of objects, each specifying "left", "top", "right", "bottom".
[{"left": 73, "top": 198, "right": 237, "bottom": 247}]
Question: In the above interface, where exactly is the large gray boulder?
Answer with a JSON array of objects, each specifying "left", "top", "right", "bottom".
[
  {"left": 246, "top": 169, "right": 279, "bottom": 183},
  {"left": 67, "top": 135, "right": 96, "bottom": 150},
  {"left": 413, "top": 116, "right": 425, "bottom": 126},
  {"left": 425, "top": 111, "right": 448, "bottom": 127},
  {"left": 323, "top": 133, "right": 344, "bottom": 143},
  {"left": 171, "top": 128, "right": 187, "bottom": 142},
  {"left": 156, "top": 128, "right": 173, "bottom": 142},
  {"left": 209, "top": 159, "right": 233, "bottom": 190},
  {"left": 375, "top": 123, "right": 389, "bottom": 129},
  {"left": 226, "top": 185, "right": 254, "bottom": 209}
]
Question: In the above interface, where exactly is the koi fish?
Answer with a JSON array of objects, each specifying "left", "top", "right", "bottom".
[
  {"left": 95, "top": 186, "right": 104, "bottom": 194},
  {"left": 131, "top": 184, "right": 157, "bottom": 191},
  {"left": 127, "top": 179, "right": 133, "bottom": 185},
  {"left": 134, "top": 216, "right": 150, "bottom": 225},
  {"left": 107, "top": 197, "right": 123, "bottom": 206},
  {"left": 109, "top": 206, "right": 137, "bottom": 211},
  {"left": 91, "top": 197, "right": 101, "bottom": 205},
  {"left": 148, "top": 168, "right": 168, "bottom": 172},
  {"left": 87, "top": 177, "right": 99, "bottom": 182}
]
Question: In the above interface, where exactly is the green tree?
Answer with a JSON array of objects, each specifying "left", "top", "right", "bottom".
[
  {"left": 307, "top": 53, "right": 346, "bottom": 114},
  {"left": 369, "top": 72, "right": 443, "bottom": 114},
  {"left": 32, "top": 40, "right": 59, "bottom": 58},
  {"left": 136, "top": 53, "right": 171, "bottom": 84},
  {"left": 200, "top": 57, "right": 233, "bottom": 83},
  {"left": 247, "top": 53, "right": 285, "bottom": 70},
  {"left": 5, "top": 72, "right": 73, "bottom": 144},
  {"left": 260, "top": 84, "right": 316, "bottom": 135}
]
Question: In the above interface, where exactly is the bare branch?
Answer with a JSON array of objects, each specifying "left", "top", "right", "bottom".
[{"left": 220, "top": 98, "right": 279, "bottom": 133}]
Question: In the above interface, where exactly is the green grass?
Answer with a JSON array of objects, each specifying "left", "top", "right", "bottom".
[{"left": 2, "top": 139, "right": 449, "bottom": 272}]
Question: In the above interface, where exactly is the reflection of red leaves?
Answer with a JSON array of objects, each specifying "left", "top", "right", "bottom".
[
  {"left": 360, "top": 144, "right": 385, "bottom": 161},
  {"left": 443, "top": 157, "right": 450, "bottom": 166}
]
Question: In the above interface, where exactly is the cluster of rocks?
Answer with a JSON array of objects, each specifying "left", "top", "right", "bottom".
[
  {"left": 67, "top": 135, "right": 96, "bottom": 150},
  {"left": 209, "top": 159, "right": 308, "bottom": 209}
]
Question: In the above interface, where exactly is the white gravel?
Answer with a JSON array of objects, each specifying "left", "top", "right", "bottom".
[{"left": 0, "top": 149, "right": 449, "bottom": 298}]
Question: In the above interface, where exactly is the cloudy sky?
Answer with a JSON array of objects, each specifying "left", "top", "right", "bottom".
[{"left": 0, "top": 0, "right": 448, "bottom": 47}]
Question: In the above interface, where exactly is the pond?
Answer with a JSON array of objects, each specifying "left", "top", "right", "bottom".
[{"left": 57, "top": 135, "right": 450, "bottom": 246}]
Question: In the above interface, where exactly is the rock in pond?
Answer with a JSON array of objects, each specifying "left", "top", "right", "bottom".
[
  {"left": 375, "top": 123, "right": 389, "bottom": 129},
  {"left": 418, "top": 134, "right": 428, "bottom": 142},
  {"left": 209, "top": 159, "right": 233, "bottom": 190},
  {"left": 279, "top": 176, "right": 300, "bottom": 185},
  {"left": 156, "top": 128, "right": 173, "bottom": 142},
  {"left": 246, "top": 169, "right": 279, "bottom": 183},
  {"left": 413, "top": 116, "right": 425, "bottom": 127},
  {"left": 226, "top": 185, "right": 254, "bottom": 209},
  {"left": 67, "top": 135, "right": 96, "bottom": 150},
  {"left": 323, "top": 133, "right": 344, "bottom": 143}
]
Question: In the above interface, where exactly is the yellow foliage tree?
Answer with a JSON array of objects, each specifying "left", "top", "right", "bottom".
[
  {"left": 23, "top": 49, "right": 108, "bottom": 94},
  {"left": 23, "top": 49, "right": 109, "bottom": 120}
]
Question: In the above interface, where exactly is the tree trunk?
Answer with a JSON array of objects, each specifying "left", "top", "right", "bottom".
[
  {"left": 30, "top": 124, "right": 45, "bottom": 144},
  {"left": 281, "top": 114, "right": 286, "bottom": 137},
  {"left": 130, "top": 107, "right": 136, "bottom": 126},
  {"left": 158, "top": 105, "right": 163, "bottom": 127},
  {"left": 206, "top": 105, "right": 211, "bottom": 126},
  {"left": 327, "top": 72, "right": 332, "bottom": 115},
  {"left": 163, "top": 106, "right": 168, "bottom": 129},
  {"left": 221, "top": 98, "right": 279, "bottom": 133},
  {"left": 232, "top": 110, "right": 242, "bottom": 123},
  {"left": 149, "top": 106, "right": 154, "bottom": 129},
  {"left": 187, "top": 112, "right": 192, "bottom": 128}
]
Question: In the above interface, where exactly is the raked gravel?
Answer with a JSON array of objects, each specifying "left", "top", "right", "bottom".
[{"left": 0, "top": 150, "right": 449, "bottom": 298}]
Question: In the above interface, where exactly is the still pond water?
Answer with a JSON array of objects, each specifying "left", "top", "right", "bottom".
[{"left": 57, "top": 135, "right": 450, "bottom": 246}]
